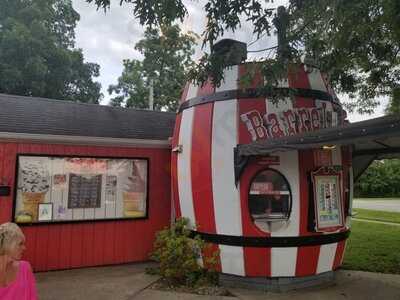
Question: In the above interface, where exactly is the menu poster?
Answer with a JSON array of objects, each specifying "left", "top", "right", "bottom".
[
  {"left": 105, "top": 175, "right": 117, "bottom": 203},
  {"left": 312, "top": 167, "right": 344, "bottom": 231},
  {"left": 68, "top": 174, "right": 102, "bottom": 209}
]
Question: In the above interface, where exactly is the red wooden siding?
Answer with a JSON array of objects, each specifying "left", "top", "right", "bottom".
[{"left": 0, "top": 141, "right": 171, "bottom": 272}]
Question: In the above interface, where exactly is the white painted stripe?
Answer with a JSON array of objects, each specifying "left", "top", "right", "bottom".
[
  {"left": 310, "top": 69, "right": 339, "bottom": 128},
  {"left": 277, "top": 78, "right": 289, "bottom": 88},
  {"left": 269, "top": 151, "right": 300, "bottom": 237},
  {"left": 177, "top": 107, "right": 196, "bottom": 228},
  {"left": 315, "top": 99, "right": 338, "bottom": 127},
  {"left": 307, "top": 69, "right": 327, "bottom": 92},
  {"left": 212, "top": 100, "right": 242, "bottom": 235},
  {"left": 219, "top": 245, "right": 245, "bottom": 276},
  {"left": 316, "top": 243, "right": 338, "bottom": 274},
  {"left": 269, "top": 151, "right": 300, "bottom": 277},
  {"left": 271, "top": 248, "right": 297, "bottom": 277},
  {"left": 186, "top": 83, "right": 198, "bottom": 100},
  {"left": 215, "top": 66, "right": 239, "bottom": 92},
  {"left": 211, "top": 99, "right": 244, "bottom": 276},
  {"left": 266, "top": 97, "right": 293, "bottom": 114}
]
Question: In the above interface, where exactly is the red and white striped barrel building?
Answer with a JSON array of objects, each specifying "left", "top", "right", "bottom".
[{"left": 171, "top": 59, "right": 352, "bottom": 278}]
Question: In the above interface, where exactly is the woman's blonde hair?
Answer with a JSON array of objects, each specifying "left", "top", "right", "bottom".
[{"left": 0, "top": 222, "right": 24, "bottom": 255}]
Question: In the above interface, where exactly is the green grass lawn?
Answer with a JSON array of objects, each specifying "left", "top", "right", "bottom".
[
  {"left": 353, "top": 208, "right": 400, "bottom": 224},
  {"left": 342, "top": 220, "right": 400, "bottom": 274}
]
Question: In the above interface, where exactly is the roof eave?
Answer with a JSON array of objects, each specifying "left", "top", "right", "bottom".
[{"left": 0, "top": 132, "right": 171, "bottom": 149}]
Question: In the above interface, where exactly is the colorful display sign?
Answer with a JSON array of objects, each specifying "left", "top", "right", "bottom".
[{"left": 312, "top": 167, "right": 344, "bottom": 231}]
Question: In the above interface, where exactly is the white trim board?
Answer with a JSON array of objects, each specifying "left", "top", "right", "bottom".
[{"left": 0, "top": 132, "right": 171, "bottom": 149}]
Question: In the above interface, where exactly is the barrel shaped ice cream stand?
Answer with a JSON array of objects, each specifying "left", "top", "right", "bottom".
[{"left": 171, "top": 57, "right": 352, "bottom": 284}]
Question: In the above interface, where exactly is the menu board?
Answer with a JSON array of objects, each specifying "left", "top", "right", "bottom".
[
  {"left": 68, "top": 174, "right": 102, "bottom": 209},
  {"left": 312, "top": 167, "right": 343, "bottom": 231},
  {"left": 15, "top": 156, "right": 148, "bottom": 223}
]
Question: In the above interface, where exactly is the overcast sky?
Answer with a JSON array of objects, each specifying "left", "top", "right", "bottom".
[{"left": 71, "top": 0, "right": 387, "bottom": 122}]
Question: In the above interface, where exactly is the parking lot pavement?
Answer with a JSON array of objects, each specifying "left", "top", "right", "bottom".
[
  {"left": 35, "top": 263, "right": 400, "bottom": 300},
  {"left": 353, "top": 199, "right": 400, "bottom": 212}
]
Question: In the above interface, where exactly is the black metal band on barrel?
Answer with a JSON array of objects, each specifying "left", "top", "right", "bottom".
[
  {"left": 190, "top": 230, "right": 350, "bottom": 248},
  {"left": 178, "top": 87, "right": 339, "bottom": 113}
]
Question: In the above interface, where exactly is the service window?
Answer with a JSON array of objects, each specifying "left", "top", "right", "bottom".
[
  {"left": 14, "top": 155, "right": 148, "bottom": 223},
  {"left": 248, "top": 169, "right": 292, "bottom": 229}
]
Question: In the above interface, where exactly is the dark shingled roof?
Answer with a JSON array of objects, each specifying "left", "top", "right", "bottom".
[{"left": 0, "top": 94, "right": 176, "bottom": 140}]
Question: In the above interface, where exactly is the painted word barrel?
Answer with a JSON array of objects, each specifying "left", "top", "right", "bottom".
[{"left": 171, "top": 62, "right": 352, "bottom": 278}]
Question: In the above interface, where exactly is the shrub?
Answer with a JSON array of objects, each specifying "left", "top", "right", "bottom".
[{"left": 149, "top": 217, "right": 218, "bottom": 287}]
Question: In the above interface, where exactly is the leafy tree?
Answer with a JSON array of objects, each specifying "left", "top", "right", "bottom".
[
  {"left": 289, "top": 0, "right": 400, "bottom": 114},
  {"left": 355, "top": 159, "right": 400, "bottom": 197},
  {"left": 108, "top": 25, "right": 197, "bottom": 111},
  {"left": 88, "top": 0, "right": 400, "bottom": 113},
  {"left": 385, "top": 87, "right": 400, "bottom": 114},
  {"left": 0, "top": 0, "right": 102, "bottom": 103}
]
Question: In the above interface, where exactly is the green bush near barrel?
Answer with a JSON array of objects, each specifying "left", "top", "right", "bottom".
[{"left": 149, "top": 218, "right": 219, "bottom": 287}]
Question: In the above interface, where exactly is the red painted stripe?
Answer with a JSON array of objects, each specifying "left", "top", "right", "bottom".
[
  {"left": 196, "top": 79, "right": 215, "bottom": 97},
  {"left": 22, "top": 227, "right": 37, "bottom": 270},
  {"left": 296, "top": 149, "right": 320, "bottom": 276},
  {"left": 70, "top": 224, "right": 83, "bottom": 268},
  {"left": 296, "top": 246, "right": 320, "bottom": 276},
  {"left": 103, "top": 222, "right": 115, "bottom": 265},
  {"left": 190, "top": 103, "right": 221, "bottom": 272},
  {"left": 123, "top": 221, "right": 135, "bottom": 262},
  {"left": 313, "top": 149, "right": 332, "bottom": 167},
  {"left": 0, "top": 144, "right": 5, "bottom": 224},
  {"left": 59, "top": 224, "right": 72, "bottom": 268},
  {"left": 288, "top": 64, "right": 315, "bottom": 108},
  {"left": 238, "top": 62, "right": 267, "bottom": 144},
  {"left": 47, "top": 225, "right": 61, "bottom": 270},
  {"left": 292, "top": 64, "right": 320, "bottom": 276},
  {"left": 238, "top": 98, "right": 268, "bottom": 144},
  {"left": 333, "top": 240, "right": 346, "bottom": 270},
  {"left": 35, "top": 226, "right": 49, "bottom": 271},
  {"left": 0, "top": 144, "right": 16, "bottom": 223},
  {"left": 237, "top": 63, "right": 270, "bottom": 277},
  {"left": 114, "top": 221, "right": 125, "bottom": 264},
  {"left": 240, "top": 163, "right": 271, "bottom": 277},
  {"left": 171, "top": 114, "right": 183, "bottom": 218},
  {"left": 191, "top": 103, "right": 216, "bottom": 233}
]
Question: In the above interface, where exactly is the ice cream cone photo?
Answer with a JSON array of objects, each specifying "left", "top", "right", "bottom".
[
  {"left": 22, "top": 192, "right": 46, "bottom": 221},
  {"left": 122, "top": 161, "right": 146, "bottom": 217},
  {"left": 123, "top": 192, "right": 145, "bottom": 217},
  {"left": 16, "top": 157, "right": 50, "bottom": 222}
]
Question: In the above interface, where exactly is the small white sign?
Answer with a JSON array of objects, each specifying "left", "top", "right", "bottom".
[{"left": 38, "top": 203, "right": 53, "bottom": 221}]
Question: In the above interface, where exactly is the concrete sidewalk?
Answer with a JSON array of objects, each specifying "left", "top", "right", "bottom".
[{"left": 36, "top": 263, "right": 400, "bottom": 300}]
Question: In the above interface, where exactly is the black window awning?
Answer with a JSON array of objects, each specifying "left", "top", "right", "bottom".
[{"left": 234, "top": 115, "right": 400, "bottom": 182}]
